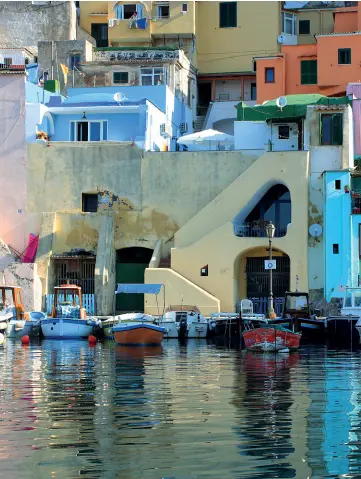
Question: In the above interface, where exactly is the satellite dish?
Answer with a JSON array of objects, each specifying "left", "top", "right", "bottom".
[
  {"left": 309, "top": 224, "right": 323, "bottom": 237},
  {"left": 276, "top": 96, "right": 287, "bottom": 110},
  {"left": 113, "top": 92, "right": 126, "bottom": 103}
]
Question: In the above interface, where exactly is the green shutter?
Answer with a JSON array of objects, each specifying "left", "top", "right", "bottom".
[
  {"left": 331, "top": 114, "right": 343, "bottom": 145},
  {"left": 301, "top": 60, "right": 317, "bottom": 85},
  {"left": 220, "top": 2, "right": 236, "bottom": 27}
]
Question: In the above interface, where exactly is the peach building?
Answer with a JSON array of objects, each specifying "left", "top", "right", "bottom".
[{"left": 256, "top": 4, "right": 361, "bottom": 104}]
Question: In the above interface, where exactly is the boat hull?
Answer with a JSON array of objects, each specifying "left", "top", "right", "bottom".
[
  {"left": 113, "top": 323, "right": 165, "bottom": 346},
  {"left": 7, "top": 320, "right": 41, "bottom": 339},
  {"left": 243, "top": 327, "right": 301, "bottom": 351},
  {"left": 157, "top": 321, "right": 179, "bottom": 339},
  {"left": 41, "top": 318, "right": 96, "bottom": 339},
  {"left": 328, "top": 316, "right": 359, "bottom": 344}
]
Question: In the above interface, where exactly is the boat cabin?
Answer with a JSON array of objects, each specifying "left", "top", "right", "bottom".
[
  {"left": 343, "top": 288, "right": 361, "bottom": 310},
  {"left": 164, "top": 305, "right": 202, "bottom": 322},
  {"left": 51, "top": 284, "right": 86, "bottom": 319},
  {"left": 0, "top": 286, "right": 24, "bottom": 320},
  {"left": 282, "top": 292, "right": 311, "bottom": 319}
]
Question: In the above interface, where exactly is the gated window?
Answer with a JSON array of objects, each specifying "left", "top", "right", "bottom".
[
  {"left": 52, "top": 257, "right": 95, "bottom": 294},
  {"left": 82, "top": 193, "right": 98, "bottom": 212},
  {"left": 299, "top": 19, "right": 310, "bottom": 34},
  {"left": 246, "top": 255, "right": 290, "bottom": 298},
  {"left": 338, "top": 48, "right": 351, "bottom": 65},
  {"left": 265, "top": 67, "right": 275, "bottom": 83}
]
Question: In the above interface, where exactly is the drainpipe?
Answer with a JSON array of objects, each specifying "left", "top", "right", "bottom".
[{"left": 280, "top": 54, "right": 286, "bottom": 97}]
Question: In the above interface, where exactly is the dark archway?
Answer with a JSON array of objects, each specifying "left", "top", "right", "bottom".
[{"left": 116, "top": 247, "right": 153, "bottom": 313}]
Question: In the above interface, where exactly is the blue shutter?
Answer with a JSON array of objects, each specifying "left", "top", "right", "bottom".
[
  {"left": 70, "top": 121, "right": 75, "bottom": 141},
  {"left": 116, "top": 4, "right": 124, "bottom": 19},
  {"left": 136, "top": 4, "right": 144, "bottom": 17}
]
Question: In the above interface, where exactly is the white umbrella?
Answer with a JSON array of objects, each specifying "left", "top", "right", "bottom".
[{"left": 177, "top": 129, "right": 234, "bottom": 147}]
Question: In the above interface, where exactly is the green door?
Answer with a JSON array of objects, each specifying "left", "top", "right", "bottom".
[{"left": 115, "top": 263, "right": 148, "bottom": 312}]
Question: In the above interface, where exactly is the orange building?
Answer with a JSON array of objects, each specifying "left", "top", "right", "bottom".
[{"left": 256, "top": 4, "right": 361, "bottom": 104}]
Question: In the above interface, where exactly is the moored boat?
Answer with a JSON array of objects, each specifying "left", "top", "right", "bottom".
[
  {"left": 41, "top": 284, "right": 100, "bottom": 339},
  {"left": 112, "top": 284, "right": 166, "bottom": 346},
  {"left": 157, "top": 306, "right": 208, "bottom": 339},
  {"left": 242, "top": 325, "right": 301, "bottom": 352},
  {"left": 330, "top": 288, "right": 361, "bottom": 344},
  {"left": 0, "top": 285, "right": 44, "bottom": 339}
]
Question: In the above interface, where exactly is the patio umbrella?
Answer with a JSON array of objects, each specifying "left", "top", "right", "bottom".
[{"left": 177, "top": 129, "right": 234, "bottom": 148}]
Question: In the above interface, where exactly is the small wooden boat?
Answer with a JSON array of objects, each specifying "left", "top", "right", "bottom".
[
  {"left": 242, "top": 325, "right": 301, "bottom": 352},
  {"left": 113, "top": 284, "right": 166, "bottom": 346},
  {"left": 113, "top": 321, "right": 165, "bottom": 346}
]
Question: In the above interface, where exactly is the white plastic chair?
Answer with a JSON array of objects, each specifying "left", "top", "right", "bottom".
[{"left": 241, "top": 299, "right": 253, "bottom": 315}]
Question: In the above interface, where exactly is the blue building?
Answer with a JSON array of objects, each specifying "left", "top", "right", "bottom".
[{"left": 31, "top": 85, "right": 193, "bottom": 151}]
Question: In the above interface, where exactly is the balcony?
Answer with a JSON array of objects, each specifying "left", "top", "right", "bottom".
[
  {"left": 235, "top": 222, "right": 288, "bottom": 238},
  {"left": 0, "top": 50, "right": 27, "bottom": 72}
]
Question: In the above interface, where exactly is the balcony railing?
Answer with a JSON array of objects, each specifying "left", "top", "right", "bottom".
[
  {"left": 235, "top": 222, "right": 288, "bottom": 238},
  {"left": 0, "top": 51, "right": 26, "bottom": 71}
]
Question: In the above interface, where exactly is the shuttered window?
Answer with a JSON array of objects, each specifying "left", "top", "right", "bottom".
[
  {"left": 300, "top": 60, "right": 317, "bottom": 85},
  {"left": 320, "top": 114, "right": 343, "bottom": 146},
  {"left": 219, "top": 2, "right": 237, "bottom": 28}
]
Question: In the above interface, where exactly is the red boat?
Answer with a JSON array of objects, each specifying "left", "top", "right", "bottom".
[{"left": 242, "top": 326, "right": 301, "bottom": 352}]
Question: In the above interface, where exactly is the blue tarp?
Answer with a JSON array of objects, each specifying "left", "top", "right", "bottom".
[{"left": 115, "top": 284, "right": 163, "bottom": 295}]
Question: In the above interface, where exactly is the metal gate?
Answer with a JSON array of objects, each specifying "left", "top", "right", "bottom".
[
  {"left": 52, "top": 256, "right": 96, "bottom": 294},
  {"left": 246, "top": 256, "right": 290, "bottom": 298}
]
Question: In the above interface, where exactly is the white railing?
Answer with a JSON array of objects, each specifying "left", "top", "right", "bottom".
[{"left": 46, "top": 294, "right": 96, "bottom": 315}]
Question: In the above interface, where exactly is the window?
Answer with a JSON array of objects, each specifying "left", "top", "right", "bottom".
[
  {"left": 219, "top": 2, "right": 237, "bottom": 28},
  {"left": 278, "top": 125, "right": 290, "bottom": 140},
  {"left": 320, "top": 114, "right": 343, "bottom": 146},
  {"left": 82, "top": 194, "right": 98, "bottom": 213},
  {"left": 299, "top": 19, "right": 310, "bottom": 34},
  {"left": 69, "top": 54, "right": 81, "bottom": 70},
  {"left": 282, "top": 12, "right": 297, "bottom": 35},
  {"left": 265, "top": 67, "right": 275, "bottom": 83},
  {"left": 70, "top": 121, "right": 108, "bottom": 141},
  {"left": 253, "top": 60, "right": 257, "bottom": 72},
  {"left": 156, "top": 3, "right": 170, "bottom": 18},
  {"left": 251, "top": 82, "right": 257, "bottom": 101},
  {"left": 333, "top": 244, "right": 339, "bottom": 254},
  {"left": 182, "top": 3, "right": 188, "bottom": 13},
  {"left": 338, "top": 48, "right": 351, "bottom": 65},
  {"left": 113, "top": 71, "right": 129, "bottom": 84},
  {"left": 335, "top": 179, "right": 341, "bottom": 190},
  {"left": 301, "top": 60, "right": 317, "bottom": 85},
  {"left": 124, "top": 4, "right": 137, "bottom": 19},
  {"left": 219, "top": 93, "right": 230, "bottom": 101},
  {"left": 141, "top": 67, "right": 164, "bottom": 85},
  {"left": 91, "top": 23, "right": 108, "bottom": 48},
  {"left": 4, "top": 58, "right": 12, "bottom": 67}
]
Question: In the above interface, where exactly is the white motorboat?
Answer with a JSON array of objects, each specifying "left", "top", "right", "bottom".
[
  {"left": 338, "top": 287, "right": 361, "bottom": 343},
  {"left": 41, "top": 284, "right": 100, "bottom": 339},
  {"left": 0, "top": 285, "right": 44, "bottom": 339},
  {"left": 157, "top": 306, "right": 208, "bottom": 339}
]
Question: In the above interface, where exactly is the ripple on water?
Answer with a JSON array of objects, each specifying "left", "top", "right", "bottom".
[{"left": 1, "top": 340, "right": 361, "bottom": 478}]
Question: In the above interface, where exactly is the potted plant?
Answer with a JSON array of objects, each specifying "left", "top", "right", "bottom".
[{"left": 344, "top": 185, "right": 351, "bottom": 193}]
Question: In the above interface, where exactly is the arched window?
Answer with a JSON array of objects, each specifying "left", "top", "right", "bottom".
[{"left": 234, "top": 185, "right": 291, "bottom": 238}]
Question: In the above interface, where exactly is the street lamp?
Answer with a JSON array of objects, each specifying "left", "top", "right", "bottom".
[{"left": 265, "top": 221, "right": 276, "bottom": 319}]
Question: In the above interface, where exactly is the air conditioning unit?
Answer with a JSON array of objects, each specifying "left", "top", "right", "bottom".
[
  {"left": 180, "top": 122, "right": 188, "bottom": 134},
  {"left": 160, "top": 123, "right": 171, "bottom": 137}
]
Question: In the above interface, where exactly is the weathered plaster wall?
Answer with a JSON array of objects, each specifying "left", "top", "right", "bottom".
[
  {"left": 0, "top": 74, "right": 27, "bottom": 254},
  {"left": 0, "top": 1, "right": 76, "bottom": 48},
  {"left": 147, "top": 151, "right": 310, "bottom": 312},
  {"left": 3, "top": 262, "right": 42, "bottom": 311}
]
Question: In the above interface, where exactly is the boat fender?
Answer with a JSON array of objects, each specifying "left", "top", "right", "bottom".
[
  {"left": 88, "top": 335, "right": 97, "bottom": 345},
  {"left": 21, "top": 335, "right": 30, "bottom": 345}
]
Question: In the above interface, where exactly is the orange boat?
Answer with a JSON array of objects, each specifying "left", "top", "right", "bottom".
[
  {"left": 112, "top": 322, "right": 165, "bottom": 346},
  {"left": 112, "top": 283, "right": 166, "bottom": 346},
  {"left": 242, "top": 326, "right": 301, "bottom": 352}
]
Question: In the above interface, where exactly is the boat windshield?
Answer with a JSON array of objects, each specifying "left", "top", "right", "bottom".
[
  {"left": 0, "top": 289, "right": 14, "bottom": 309},
  {"left": 285, "top": 295, "right": 308, "bottom": 311},
  {"left": 344, "top": 289, "right": 361, "bottom": 307}
]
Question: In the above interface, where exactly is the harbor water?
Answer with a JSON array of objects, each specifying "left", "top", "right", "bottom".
[{"left": 1, "top": 340, "right": 361, "bottom": 478}]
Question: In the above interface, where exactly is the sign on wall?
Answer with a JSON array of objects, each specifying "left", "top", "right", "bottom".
[{"left": 264, "top": 260, "right": 276, "bottom": 270}]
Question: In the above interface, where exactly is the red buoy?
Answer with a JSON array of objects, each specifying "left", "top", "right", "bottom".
[
  {"left": 88, "top": 335, "right": 97, "bottom": 345},
  {"left": 21, "top": 335, "right": 30, "bottom": 345}
]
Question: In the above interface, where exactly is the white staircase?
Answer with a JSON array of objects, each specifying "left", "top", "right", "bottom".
[{"left": 193, "top": 115, "right": 205, "bottom": 132}]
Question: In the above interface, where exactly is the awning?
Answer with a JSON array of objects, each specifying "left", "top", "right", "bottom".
[{"left": 115, "top": 284, "right": 163, "bottom": 295}]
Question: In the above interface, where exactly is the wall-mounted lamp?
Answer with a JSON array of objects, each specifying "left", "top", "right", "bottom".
[{"left": 82, "top": 111, "right": 87, "bottom": 120}]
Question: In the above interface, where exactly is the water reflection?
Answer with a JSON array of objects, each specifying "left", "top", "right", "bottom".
[{"left": 3, "top": 342, "right": 361, "bottom": 478}]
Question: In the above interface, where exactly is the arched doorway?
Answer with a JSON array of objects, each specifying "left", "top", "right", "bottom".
[
  {"left": 235, "top": 247, "right": 290, "bottom": 313},
  {"left": 116, "top": 247, "right": 153, "bottom": 312}
]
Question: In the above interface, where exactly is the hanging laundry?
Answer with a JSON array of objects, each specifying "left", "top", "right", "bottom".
[
  {"left": 136, "top": 17, "right": 148, "bottom": 30},
  {"left": 60, "top": 63, "right": 69, "bottom": 85}
]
